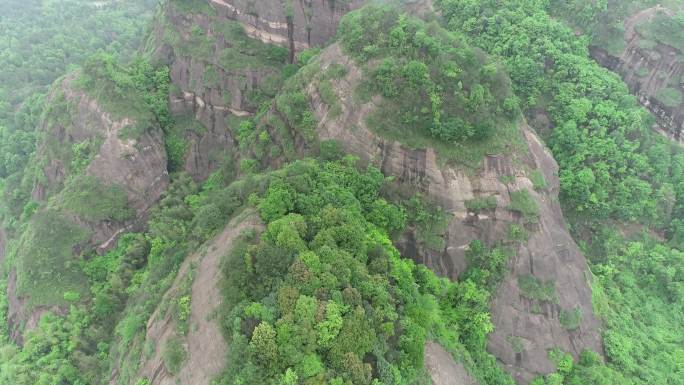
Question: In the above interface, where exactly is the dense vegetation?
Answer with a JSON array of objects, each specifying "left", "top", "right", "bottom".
[
  {"left": 218, "top": 157, "right": 513, "bottom": 385},
  {"left": 1, "top": 1, "right": 684, "bottom": 385},
  {"left": 434, "top": 0, "right": 684, "bottom": 383},
  {"left": 336, "top": 6, "right": 523, "bottom": 167}
]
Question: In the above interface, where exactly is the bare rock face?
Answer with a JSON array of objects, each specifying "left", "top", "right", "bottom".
[
  {"left": 590, "top": 6, "right": 684, "bottom": 141},
  {"left": 306, "top": 44, "right": 603, "bottom": 383},
  {"left": 207, "top": 0, "right": 368, "bottom": 49},
  {"left": 424, "top": 342, "right": 477, "bottom": 385},
  {"left": 33, "top": 76, "right": 169, "bottom": 250},
  {"left": 148, "top": 0, "right": 372, "bottom": 181}
]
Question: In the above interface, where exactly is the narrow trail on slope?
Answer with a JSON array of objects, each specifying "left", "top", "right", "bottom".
[
  {"left": 178, "top": 211, "right": 263, "bottom": 385},
  {"left": 135, "top": 211, "right": 263, "bottom": 385}
]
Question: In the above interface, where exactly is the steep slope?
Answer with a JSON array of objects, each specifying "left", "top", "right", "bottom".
[
  {"left": 145, "top": 0, "right": 370, "bottom": 180},
  {"left": 117, "top": 211, "right": 262, "bottom": 385},
  {"left": 303, "top": 44, "right": 601, "bottom": 383},
  {"left": 590, "top": 6, "right": 684, "bottom": 141},
  {"left": 7, "top": 72, "right": 169, "bottom": 343}
]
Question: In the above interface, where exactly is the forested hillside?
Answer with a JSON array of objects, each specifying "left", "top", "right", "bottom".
[{"left": 0, "top": 1, "right": 683, "bottom": 385}]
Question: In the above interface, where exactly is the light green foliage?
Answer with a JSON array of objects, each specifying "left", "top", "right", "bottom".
[
  {"left": 71, "top": 139, "right": 101, "bottom": 174},
  {"left": 463, "top": 240, "right": 510, "bottom": 293},
  {"left": 59, "top": 175, "right": 133, "bottom": 222},
  {"left": 465, "top": 196, "right": 497, "bottom": 213},
  {"left": 434, "top": 2, "right": 684, "bottom": 382},
  {"left": 338, "top": 6, "right": 522, "bottom": 167},
  {"left": 436, "top": 0, "right": 684, "bottom": 227},
  {"left": 656, "top": 87, "right": 683, "bottom": 108},
  {"left": 508, "top": 190, "right": 539, "bottom": 223},
  {"left": 530, "top": 170, "right": 548, "bottom": 191},
  {"left": 177, "top": 295, "right": 191, "bottom": 333},
  {"left": 506, "top": 223, "right": 529, "bottom": 242}
]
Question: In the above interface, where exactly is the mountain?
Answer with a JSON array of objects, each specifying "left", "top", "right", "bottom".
[{"left": 1, "top": 1, "right": 683, "bottom": 385}]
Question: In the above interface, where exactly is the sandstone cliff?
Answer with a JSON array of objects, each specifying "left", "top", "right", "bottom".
[
  {"left": 7, "top": 74, "right": 169, "bottom": 343},
  {"left": 591, "top": 6, "right": 684, "bottom": 141},
  {"left": 147, "top": 0, "right": 369, "bottom": 180}
]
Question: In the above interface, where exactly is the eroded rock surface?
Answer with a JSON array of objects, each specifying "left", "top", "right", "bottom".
[
  {"left": 149, "top": 0, "right": 370, "bottom": 180},
  {"left": 307, "top": 43, "right": 603, "bottom": 383},
  {"left": 34, "top": 76, "right": 169, "bottom": 249},
  {"left": 8, "top": 75, "right": 169, "bottom": 344},
  {"left": 591, "top": 6, "right": 684, "bottom": 141}
]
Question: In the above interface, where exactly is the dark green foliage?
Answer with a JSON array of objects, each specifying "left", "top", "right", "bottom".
[
  {"left": 0, "top": 0, "right": 154, "bottom": 126},
  {"left": 60, "top": 175, "right": 134, "bottom": 222},
  {"left": 432, "top": 3, "right": 684, "bottom": 383},
  {"left": 559, "top": 308, "right": 582, "bottom": 330},
  {"left": 404, "top": 195, "right": 451, "bottom": 250},
  {"left": 435, "top": 0, "right": 684, "bottom": 229}
]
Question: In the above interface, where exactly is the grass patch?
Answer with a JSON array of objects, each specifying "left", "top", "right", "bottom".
[
  {"left": 367, "top": 103, "right": 523, "bottom": 170},
  {"left": 559, "top": 307, "right": 582, "bottom": 330},
  {"left": 508, "top": 190, "right": 539, "bottom": 223},
  {"left": 212, "top": 20, "right": 288, "bottom": 71},
  {"left": 16, "top": 209, "right": 90, "bottom": 306},
  {"left": 517, "top": 275, "right": 557, "bottom": 303},
  {"left": 465, "top": 196, "right": 497, "bottom": 213},
  {"left": 656, "top": 87, "right": 683, "bottom": 108},
  {"left": 163, "top": 337, "right": 187, "bottom": 375},
  {"left": 529, "top": 170, "right": 548, "bottom": 190},
  {"left": 59, "top": 175, "right": 133, "bottom": 222}
]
